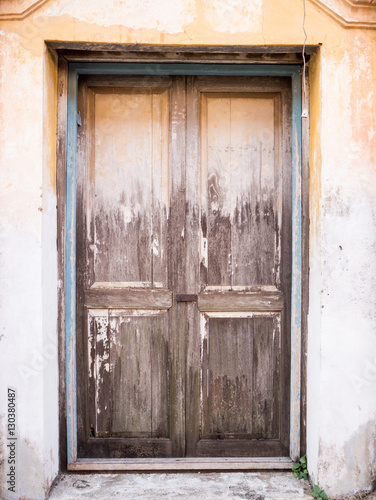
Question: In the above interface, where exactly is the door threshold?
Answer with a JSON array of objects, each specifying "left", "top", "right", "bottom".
[{"left": 68, "top": 457, "right": 294, "bottom": 472}]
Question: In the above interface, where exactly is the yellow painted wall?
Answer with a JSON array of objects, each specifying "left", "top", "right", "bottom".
[{"left": 0, "top": 1, "right": 375, "bottom": 498}]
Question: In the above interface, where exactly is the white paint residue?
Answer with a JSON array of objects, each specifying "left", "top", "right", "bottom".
[
  {"left": 210, "top": 200, "right": 219, "bottom": 212},
  {"left": 201, "top": 237, "right": 208, "bottom": 267},
  {"left": 200, "top": 313, "right": 208, "bottom": 342},
  {"left": 89, "top": 244, "right": 98, "bottom": 263},
  {"left": 45, "top": 0, "right": 196, "bottom": 34},
  {"left": 152, "top": 238, "right": 159, "bottom": 256},
  {"left": 88, "top": 320, "right": 94, "bottom": 378},
  {"left": 202, "top": 0, "right": 262, "bottom": 33},
  {"left": 121, "top": 206, "right": 133, "bottom": 224},
  {"left": 95, "top": 316, "right": 108, "bottom": 343}
]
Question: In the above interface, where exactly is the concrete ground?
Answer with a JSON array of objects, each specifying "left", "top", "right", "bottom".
[
  {"left": 48, "top": 472, "right": 376, "bottom": 500},
  {"left": 49, "top": 472, "right": 314, "bottom": 499}
]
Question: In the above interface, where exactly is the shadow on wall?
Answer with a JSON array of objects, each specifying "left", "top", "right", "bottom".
[{"left": 318, "top": 415, "right": 376, "bottom": 498}]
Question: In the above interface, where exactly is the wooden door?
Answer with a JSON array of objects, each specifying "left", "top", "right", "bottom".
[{"left": 75, "top": 75, "right": 292, "bottom": 460}]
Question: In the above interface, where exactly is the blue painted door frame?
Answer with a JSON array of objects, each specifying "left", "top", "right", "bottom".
[{"left": 65, "top": 62, "right": 302, "bottom": 467}]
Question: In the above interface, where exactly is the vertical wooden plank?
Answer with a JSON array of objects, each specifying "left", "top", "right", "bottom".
[
  {"left": 290, "top": 68, "right": 302, "bottom": 461},
  {"left": 200, "top": 312, "right": 209, "bottom": 444},
  {"left": 87, "top": 310, "right": 111, "bottom": 436},
  {"left": 273, "top": 93, "right": 283, "bottom": 290},
  {"left": 76, "top": 79, "right": 91, "bottom": 451},
  {"left": 228, "top": 95, "right": 254, "bottom": 287},
  {"left": 151, "top": 90, "right": 169, "bottom": 288},
  {"left": 272, "top": 313, "right": 282, "bottom": 438},
  {"left": 254, "top": 97, "right": 277, "bottom": 286},
  {"left": 169, "top": 76, "right": 187, "bottom": 456},
  {"left": 185, "top": 76, "right": 201, "bottom": 455},
  {"left": 300, "top": 70, "right": 310, "bottom": 456},
  {"left": 66, "top": 66, "right": 78, "bottom": 464},
  {"left": 199, "top": 93, "right": 208, "bottom": 290},
  {"left": 85, "top": 87, "right": 96, "bottom": 289},
  {"left": 252, "top": 316, "right": 279, "bottom": 439},
  {"left": 151, "top": 311, "right": 169, "bottom": 438},
  {"left": 279, "top": 87, "right": 293, "bottom": 453},
  {"left": 87, "top": 311, "right": 97, "bottom": 439},
  {"left": 57, "top": 55, "right": 68, "bottom": 472},
  {"left": 184, "top": 78, "right": 200, "bottom": 296},
  {"left": 93, "top": 312, "right": 112, "bottom": 435},
  {"left": 202, "top": 95, "right": 232, "bottom": 287}
]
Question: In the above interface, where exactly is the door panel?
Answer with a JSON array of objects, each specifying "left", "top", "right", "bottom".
[
  {"left": 88, "top": 309, "right": 169, "bottom": 439},
  {"left": 75, "top": 75, "right": 292, "bottom": 460},
  {"left": 201, "top": 314, "right": 281, "bottom": 440},
  {"left": 76, "top": 77, "right": 174, "bottom": 458},
  {"left": 194, "top": 76, "right": 291, "bottom": 457},
  {"left": 201, "top": 93, "right": 280, "bottom": 287},
  {"left": 196, "top": 312, "right": 283, "bottom": 457},
  {"left": 88, "top": 88, "right": 169, "bottom": 287}
]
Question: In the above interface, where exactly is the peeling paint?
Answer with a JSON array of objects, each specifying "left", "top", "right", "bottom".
[
  {"left": 202, "top": 0, "right": 262, "bottom": 33},
  {"left": 1, "top": 0, "right": 376, "bottom": 498},
  {"left": 45, "top": 0, "right": 197, "bottom": 34}
]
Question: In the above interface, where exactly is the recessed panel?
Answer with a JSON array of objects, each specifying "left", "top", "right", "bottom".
[
  {"left": 201, "top": 312, "right": 281, "bottom": 440},
  {"left": 201, "top": 93, "right": 281, "bottom": 288},
  {"left": 88, "top": 90, "right": 169, "bottom": 287},
  {"left": 88, "top": 309, "right": 169, "bottom": 438}
]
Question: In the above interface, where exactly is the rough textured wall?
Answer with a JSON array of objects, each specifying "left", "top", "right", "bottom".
[
  {"left": 0, "top": 32, "right": 59, "bottom": 499},
  {"left": 0, "top": 0, "right": 375, "bottom": 499},
  {"left": 310, "top": 35, "right": 376, "bottom": 497}
]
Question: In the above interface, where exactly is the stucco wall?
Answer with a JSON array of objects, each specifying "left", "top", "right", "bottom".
[
  {"left": 0, "top": 1, "right": 375, "bottom": 498},
  {"left": 0, "top": 32, "right": 59, "bottom": 499},
  {"left": 308, "top": 36, "right": 376, "bottom": 495}
]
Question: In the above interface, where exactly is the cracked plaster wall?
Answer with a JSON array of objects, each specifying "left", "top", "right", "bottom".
[{"left": 0, "top": 1, "right": 375, "bottom": 498}]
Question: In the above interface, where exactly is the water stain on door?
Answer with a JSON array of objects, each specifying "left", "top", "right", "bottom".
[{"left": 75, "top": 75, "right": 292, "bottom": 459}]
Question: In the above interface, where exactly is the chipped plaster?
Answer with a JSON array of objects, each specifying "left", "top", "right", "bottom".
[{"left": 0, "top": 1, "right": 376, "bottom": 499}]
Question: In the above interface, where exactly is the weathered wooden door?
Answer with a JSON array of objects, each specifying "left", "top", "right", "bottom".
[{"left": 76, "top": 74, "right": 292, "bottom": 460}]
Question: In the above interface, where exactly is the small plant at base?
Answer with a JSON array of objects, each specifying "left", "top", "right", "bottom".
[
  {"left": 311, "top": 484, "right": 328, "bottom": 499},
  {"left": 292, "top": 455, "right": 308, "bottom": 479}
]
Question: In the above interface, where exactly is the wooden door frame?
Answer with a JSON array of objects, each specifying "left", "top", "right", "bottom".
[{"left": 56, "top": 51, "right": 309, "bottom": 472}]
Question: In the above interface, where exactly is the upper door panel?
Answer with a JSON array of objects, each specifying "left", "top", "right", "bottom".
[
  {"left": 201, "top": 92, "right": 281, "bottom": 289},
  {"left": 86, "top": 87, "right": 170, "bottom": 289}
]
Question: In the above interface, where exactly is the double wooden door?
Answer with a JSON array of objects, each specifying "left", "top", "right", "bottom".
[{"left": 76, "top": 74, "right": 292, "bottom": 459}]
